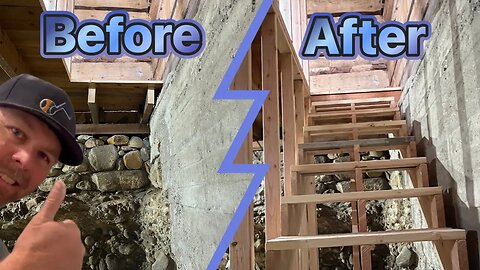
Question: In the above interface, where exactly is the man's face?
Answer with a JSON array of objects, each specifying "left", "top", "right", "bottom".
[{"left": 0, "top": 107, "right": 61, "bottom": 205}]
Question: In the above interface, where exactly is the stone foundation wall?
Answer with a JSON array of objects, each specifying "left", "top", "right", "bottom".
[{"left": 0, "top": 134, "right": 173, "bottom": 270}]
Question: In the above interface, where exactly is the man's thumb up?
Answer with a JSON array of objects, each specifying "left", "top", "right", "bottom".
[
  {"left": 1, "top": 180, "right": 85, "bottom": 270},
  {"left": 31, "top": 180, "right": 66, "bottom": 224}
]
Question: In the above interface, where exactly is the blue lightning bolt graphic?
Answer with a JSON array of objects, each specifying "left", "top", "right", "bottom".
[{"left": 207, "top": 0, "right": 273, "bottom": 269}]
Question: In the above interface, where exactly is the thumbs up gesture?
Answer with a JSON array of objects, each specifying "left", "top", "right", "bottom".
[{"left": 0, "top": 181, "right": 85, "bottom": 270}]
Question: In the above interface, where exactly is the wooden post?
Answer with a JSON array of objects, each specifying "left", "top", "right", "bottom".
[
  {"left": 262, "top": 13, "right": 283, "bottom": 269},
  {"left": 230, "top": 50, "right": 255, "bottom": 270},
  {"left": 88, "top": 84, "right": 99, "bottom": 124},
  {"left": 280, "top": 53, "right": 295, "bottom": 197}
]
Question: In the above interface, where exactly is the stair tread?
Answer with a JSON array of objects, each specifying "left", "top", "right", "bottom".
[
  {"left": 298, "top": 136, "right": 414, "bottom": 150},
  {"left": 311, "top": 97, "right": 395, "bottom": 108},
  {"left": 304, "top": 120, "right": 406, "bottom": 132},
  {"left": 266, "top": 228, "right": 466, "bottom": 250},
  {"left": 282, "top": 187, "right": 442, "bottom": 204},
  {"left": 308, "top": 107, "right": 399, "bottom": 119},
  {"left": 291, "top": 157, "right": 427, "bottom": 174}
]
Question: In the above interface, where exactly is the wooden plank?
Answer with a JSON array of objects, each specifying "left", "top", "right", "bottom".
[
  {"left": 282, "top": 187, "right": 443, "bottom": 204},
  {"left": 75, "top": 0, "right": 149, "bottom": 9},
  {"left": 262, "top": 13, "right": 282, "bottom": 268},
  {"left": 39, "top": 0, "right": 57, "bottom": 10},
  {"left": 294, "top": 80, "right": 305, "bottom": 165},
  {"left": 0, "top": 25, "right": 30, "bottom": 77},
  {"left": 140, "top": 86, "right": 155, "bottom": 124},
  {"left": 309, "top": 107, "right": 399, "bottom": 119},
  {"left": 299, "top": 137, "right": 414, "bottom": 150},
  {"left": 307, "top": 0, "right": 383, "bottom": 15},
  {"left": 69, "top": 62, "right": 154, "bottom": 82},
  {"left": 304, "top": 120, "right": 406, "bottom": 132},
  {"left": 0, "top": 6, "right": 42, "bottom": 31},
  {"left": 280, "top": 53, "right": 295, "bottom": 196},
  {"left": 291, "top": 0, "right": 302, "bottom": 62},
  {"left": 230, "top": 49, "right": 255, "bottom": 269},
  {"left": 76, "top": 124, "right": 149, "bottom": 134},
  {"left": 74, "top": 9, "right": 149, "bottom": 21},
  {"left": 310, "top": 70, "right": 390, "bottom": 95},
  {"left": 0, "top": 0, "right": 48, "bottom": 7},
  {"left": 312, "top": 87, "right": 402, "bottom": 97},
  {"left": 87, "top": 84, "right": 99, "bottom": 124},
  {"left": 266, "top": 229, "right": 467, "bottom": 250},
  {"left": 292, "top": 157, "right": 427, "bottom": 174},
  {"left": 262, "top": 12, "right": 281, "bottom": 239},
  {"left": 309, "top": 57, "right": 387, "bottom": 76},
  {"left": 312, "top": 97, "right": 395, "bottom": 108},
  {"left": 149, "top": 0, "right": 174, "bottom": 80}
]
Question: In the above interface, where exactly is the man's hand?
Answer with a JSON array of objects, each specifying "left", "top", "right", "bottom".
[{"left": 1, "top": 181, "right": 85, "bottom": 270}]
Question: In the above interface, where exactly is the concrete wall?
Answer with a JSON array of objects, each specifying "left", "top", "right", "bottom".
[
  {"left": 399, "top": 0, "right": 480, "bottom": 267},
  {"left": 149, "top": 0, "right": 260, "bottom": 268}
]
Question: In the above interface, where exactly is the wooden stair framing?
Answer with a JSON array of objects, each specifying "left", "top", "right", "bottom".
[{"left": 265, "top": 95, "right": 469, "bottom": 270}]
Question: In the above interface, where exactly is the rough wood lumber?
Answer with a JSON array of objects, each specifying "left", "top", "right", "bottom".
[
  {"left": 282, "top": 187, "right": 443, "bottom": 204},
  {"left": 291, "top": 157, "right": 427, "bottom": 175},
  {"left": 298, "top": 137, "right": 415, "bottom": 150},
  {"left": 266, "top": 229, "right": 466, "bottom": 250},
  {"left": 304, "top": 120, "right": 406, "bottom": 132}
]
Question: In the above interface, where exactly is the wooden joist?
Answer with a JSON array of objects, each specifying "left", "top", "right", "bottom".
[
  {"left": 281, "top": 187, "right": 443, "bottom": 204},
  {"left": 291, "top": 157, "right": 427, "bottom": 175},
  {"left": 306, "top": 0, "right": 384, "bottom": 16},
  {"left": 76, "top": 123, "right": 149, "bottom": 134},
  {"left": 266, "top": 228, "right": 466, "bottom": 250},
  {"left": 0, "top": 24, "right": 30, "bottom": 77},
  {"left": 75, "top": 0, "right": 149, "bottom": 10},
  {"left": 69, "top": 62, "right": 156, "bottom": 83}
]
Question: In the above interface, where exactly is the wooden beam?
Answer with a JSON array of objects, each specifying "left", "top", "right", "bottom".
[
  {"left": 39, "top": 0, "right": 56, "bottom": 11},
  {"left": 74, "top": 9, "right": 149, "bottom": 21},
  {"left": 266, "top": 229, "right": 467, "bottom": 250},
  {"left": 280, "top": 53, "right": 295, "bottom": 196},
  {"left": 311, "top": 97, "right": 395, "bottom": 107},
  {"left": 88, "top": 84, "right": 99, "bottom": 124},
  {"left": 304, "top": 120, "right": 406, "bottom": 133},
  {"left": 230, "top": 49, "right": 255, "bottom": 270},
  {"left": 312, "top": 87, "right": 402, "bottom": 96},
  {"left": 70, "top": 62, "right": 155, "bottom": 82},
  {"left": 0, "top": 25, "right": 30, "bottom": 77},
  {"left": 76, "top": 124, "right": 149, "bottom": 134},
  {"left": 307, "top": 0, "right": 384, "bottom": 15},
  {"left": 309, "top": 70, "right": 390, "bottom": 94},
  {"left": 291, "top": 157, "right": 427, "bottom": 174},
  {"left": 140, "top": 86, "right": 155, "bottom": 124},
  {"left": 262, "top": 12, "right": 283, "bottom": 269},
  {"left": 298, "top": 137, "right": 414, "bottom": 151},
  {"left": 74, "top": 0, "right": 149, "bottom": 9}
]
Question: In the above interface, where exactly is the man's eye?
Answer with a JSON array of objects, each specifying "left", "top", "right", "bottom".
[
  {"left": 38, "top": 152, "right": 50, "bottom": 164},
  {"left": 10, "top": 128, "right": 25, "bottom": 139}
]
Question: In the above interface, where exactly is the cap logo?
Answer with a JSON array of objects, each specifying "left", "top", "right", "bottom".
[{"left": 39, "top": 98, "right": 71, "bottom": 120}]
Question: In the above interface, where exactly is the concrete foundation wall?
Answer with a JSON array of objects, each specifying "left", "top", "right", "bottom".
[
  {"left": 399, "top": 0, "right": 480, "bottom": 267},
  {"left": 149, "top": 0, "right": 260, "bottom": 268}
]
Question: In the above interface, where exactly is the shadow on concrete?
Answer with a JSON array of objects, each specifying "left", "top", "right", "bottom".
[{"left": 410, "top": 118, "right": 479, "bottom": 270}]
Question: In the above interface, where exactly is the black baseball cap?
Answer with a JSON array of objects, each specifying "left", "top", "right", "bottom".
[{"left": 0, "top": 74, "right": 83, "bottom": 166}]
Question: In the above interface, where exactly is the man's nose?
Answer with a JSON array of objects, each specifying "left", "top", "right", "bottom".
[{"left": 11, "top": 148, "right": 32, "bottom": 169}]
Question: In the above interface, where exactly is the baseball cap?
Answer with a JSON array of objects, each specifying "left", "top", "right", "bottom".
[{"left": 0, "top": 74, "right": 83, "bottom": 166}]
